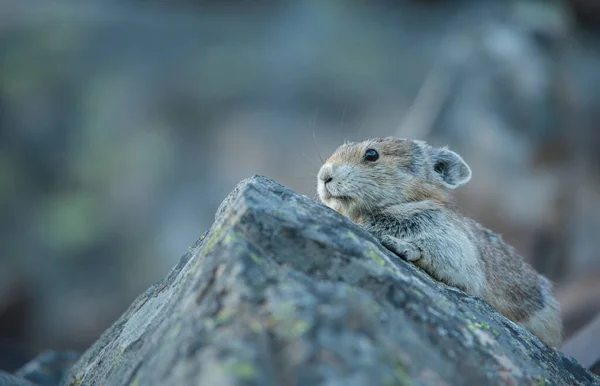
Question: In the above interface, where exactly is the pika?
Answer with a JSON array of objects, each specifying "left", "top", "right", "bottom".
[{"left": 317, "top": 137, "right": 562, "bottom": 347}]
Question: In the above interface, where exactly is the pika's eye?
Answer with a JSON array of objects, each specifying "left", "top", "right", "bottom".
[{"left": 363, "top": 149, "right": 379, "bottom": 162}]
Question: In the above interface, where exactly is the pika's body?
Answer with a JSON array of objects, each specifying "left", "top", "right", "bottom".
[{"left": 317, "top": 137, "right": 562, "bottom": 347}]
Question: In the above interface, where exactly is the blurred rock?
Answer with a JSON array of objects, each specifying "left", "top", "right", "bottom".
[
  {"left": 0, "top": 372, "right": 36, "bottom": 386},
  {"left": 562, "top": 312, "right": 600, "bottom": 376},
  {"left": 62, "top": 176, "right": 599, "bottom": 385},
  {"left": 0, "top": 271, "right": 34, "bottom": 372},
  {"left": 557, "top": 274, "right": 600, "bottom": 339},
  {"left": 15, "top": 351, "right": 79, "bottom": 386},
  {"left": 569, "top": 0, "right": 600, "bottom": 30}
]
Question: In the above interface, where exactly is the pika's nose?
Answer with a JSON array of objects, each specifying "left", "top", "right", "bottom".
[{"left": 318, "top": 165, "right": 333, "bottom": 184}]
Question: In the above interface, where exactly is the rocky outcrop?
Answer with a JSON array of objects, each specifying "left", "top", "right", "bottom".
[
  {"left": 56, "top": 176, "right": 598, "bottom": 386},
  {"left": 13, "top": 351, "right": 79, "bottom": 386}
]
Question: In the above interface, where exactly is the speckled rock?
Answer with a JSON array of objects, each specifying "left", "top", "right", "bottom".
[
  {"left": 0, "top": 371, "right": 37, "bottom": 386},
  {"left": 14, "top": 351, "right": 79, "bottom": 386},
  {"left": 60, "top": 176, "right": 599, "bottom": 386}
]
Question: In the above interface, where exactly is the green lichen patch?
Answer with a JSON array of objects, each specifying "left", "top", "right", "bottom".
[
  {"left": 170, "top": 321, "right": 182, "bottom": 338},
  {"left": 270, "top": 301, "right": 312, "bottom": 339},
  {"left": 68, "top": 376, "right": 83, "bottom": 386},
  {"left": 534, "top": 377, "right": 550, "bottom": 386},
  {"left": 224, "top": 361, "right": 257, "bottom": 380},
  {"left": 249, "top": 320, "right": 264, "bottom": 334},
  {"left": 366, "top": 246, "right": 386, "bottom": 267},
  {"left": 203, "top": 224, "right": 226, "bottom": 255},
  {"left": 287, "top": 319, "right": 311, "bottom": 339},
  {"left": 249, "top": 251, "right": 265, "bottom": 266},
  {"left": 112, "top": 346, "right": 126, "bottom": 369},
  {"left": 413, "top": 268, "right": 430, "bottom": 280},
  {"left": 215, "top": 308, "right": 237, "bottom": 325},
  {"left": 272, "top": 209, "right": 290, "bottom": 220},
  {"left": 467, "top": 320, "right": 501, "bottom": 337},
  {"left": 223, "top": 230, "right": 245, "bottom": 246},
  {"left": 203, "top": 317, "right": 216, "bottom": 331},
  {"left": 273, "top": 301, "right": 296, "bottom": 322},
  {"left": 346, "top": 230, "right": 360, "bottom": 242},
  {"left": 394, "top": 359, "right": 412, "bottom": 386}
]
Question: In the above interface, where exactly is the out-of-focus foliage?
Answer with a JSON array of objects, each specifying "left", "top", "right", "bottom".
[{"left": 0, "top": 0, "right": 599, "bottom": 371}]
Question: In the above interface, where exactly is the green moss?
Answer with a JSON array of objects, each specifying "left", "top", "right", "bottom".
[
  {"left": 249, "top": 252, "right": 265, "bottom": 265},
  {"left": 270, "top": 302, "right": 311, "bottom": 339},
  {"left": 346, "top": 231, "right": 360, "bottom": 242},
  {"left": 465, "top": 320, "right": 500, "bottom": 337},
  {"left": 203, "top": 318, "right": 216, "bottom": 330},
  {"left": 394, "top": 359, "right": 412, "bottom": 386},
  {"left": 474, "top": 322, "right": 500, "bottom": 337},
  {"left": 223, "top": 230, "right": 243, "bottom": 246},
  {"left": 535, "top": 378, "right": 549, "bottom": 386},
  {"left": 273, "top": 301, "right": 296, "bottom": 322},
  {"left": 187, "top": 255, "right": 202, "bottom": 277},
  {"left": 437, "top": 299, "right": 452, "bottom": 308},
  {"left": 367, "top": 246, "right": 386, "bottom": 267},
  {"left": 188, "top": 230, "right": 240, "bottom": 277},
  {"left": 203, "top": 224, "right": 226, "bottom": 255},
  {"left": 250, "top": 320, "right": 263, "bottom": 334},
  {"left": 371, "top": 301, "right": 382, "bottom": 314},
  {"left": 272, "top": 209, "right": 289, "bottom": 219},
  {"left": 225, "top": 361, "right": 257, "bottom": 380},
  {"left": 414, "top": 268, "right": 430, "bottom": 280},
  {"left": 170, "top": 321, "right": 182, "bottom": 338},
  {"left": 112, "top": 346, "right": 126, "bottom": 368},
  {"left": 215, "top": 308, "right": 236, "bottom": 324},
  {"left": 69, "top": 377, "right": 82, "bottom": 386},
  {"left": 288, "top": 320, "right": 310, "bottom": 338}
]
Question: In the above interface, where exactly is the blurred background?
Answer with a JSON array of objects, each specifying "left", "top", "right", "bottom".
[{"left": 1, "top": 0, "right": 599, "bottom": 372}]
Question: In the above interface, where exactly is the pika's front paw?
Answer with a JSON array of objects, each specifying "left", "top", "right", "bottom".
[{"left": 380, "top": 235, "right": 421, "bottom": 262}]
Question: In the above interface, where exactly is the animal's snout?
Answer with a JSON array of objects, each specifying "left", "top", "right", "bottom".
[{"left": 318, "top": 165, "right": 334, "bottom": 184}]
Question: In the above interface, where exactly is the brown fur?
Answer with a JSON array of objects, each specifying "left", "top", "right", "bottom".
[{"left": 317, "top": 137, "right": 563, "bottom": 347}]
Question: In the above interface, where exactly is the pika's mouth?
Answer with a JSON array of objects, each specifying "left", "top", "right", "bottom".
[
  {"left": 318, "top": 181, "right": 353, "bottom": 204},
  {"left": 332, "top": 195, "right": 352, "bottom": 201},
  {"left": 321, "top": 189, "right": 352, "bottom": 202}
]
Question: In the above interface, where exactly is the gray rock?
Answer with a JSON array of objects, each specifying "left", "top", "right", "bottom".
[
  {"left": 60, "top": 176, "right": 600, "bottom": 386},
  {"left": 0, "top": 371, "right": 37, "bottom": 386},
  {"left": 15, "top": 351, "right": 79, "bottom": 386}
]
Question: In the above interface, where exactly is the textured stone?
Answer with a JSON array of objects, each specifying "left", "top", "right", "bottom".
[
  {"left": 60, "top": 176, "right": 599, "bottom": 386},
  {"left": 0, "top": 371, "right": 36, "bottom": 386},
  {"left": 14, "top": 351, "right": 79, "bottom": 386}
]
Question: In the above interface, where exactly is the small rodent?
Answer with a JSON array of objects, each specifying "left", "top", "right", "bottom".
[{"left": 317, "top": 137, "right": 562, "bottom": 347}]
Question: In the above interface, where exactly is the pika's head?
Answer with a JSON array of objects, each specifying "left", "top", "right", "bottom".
[{"left": 317, "top": 137, "right": 471, "bottom": 218}]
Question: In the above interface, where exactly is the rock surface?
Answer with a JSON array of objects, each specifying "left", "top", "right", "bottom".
[
  {"left": 14, "top": 351, "right": 79, "bottom": 386},
  {"left": 58, "top": 176, "right": 599, "bottom": 386},
  {"left": 0, "top": 372, "right": 36, "bottom": 386}
]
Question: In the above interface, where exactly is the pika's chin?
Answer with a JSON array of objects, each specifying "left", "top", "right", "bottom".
[{"left": 322, "top": 196, "right": 364, "bottom": 221}]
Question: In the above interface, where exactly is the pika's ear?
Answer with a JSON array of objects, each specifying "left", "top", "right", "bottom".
[{"left": 430, "top": 147, "right": 472, "bottom": 189}]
